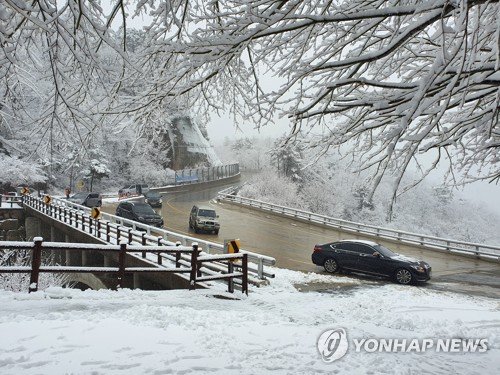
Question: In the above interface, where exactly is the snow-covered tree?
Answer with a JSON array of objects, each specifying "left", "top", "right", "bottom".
[
  {"left": 0, "top": 155, "right": 47, "bottom": 188},
  {"left": 2, "top": 0, "right": 499, "bottom": 202},
  {"left": 82, "top": 159, "right": 111, "bottom": 192},
  {"left": 269, "top": 137, "right": 303, "bottom": 181},
  {"left": 0, "top": 248, "right": 67, "bottom": 292},
  {"left": 132, "top": 0, "right": 500, "bottom": 202}
]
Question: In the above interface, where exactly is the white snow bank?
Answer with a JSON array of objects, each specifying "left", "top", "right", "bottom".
[{"left": 0, "top": 268, "right": 498, "bottom": 374}]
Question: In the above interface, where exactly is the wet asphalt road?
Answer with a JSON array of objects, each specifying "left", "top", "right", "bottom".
[{"left": 103, "top": 181, "right": 500, "bottom": 299}]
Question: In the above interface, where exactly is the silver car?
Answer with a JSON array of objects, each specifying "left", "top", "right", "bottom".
[
  {"left": 119, "top": 184, "right": 150, "bottom": 196},
  {"left": 68, "top": 192, "right": 102, "bottom": 207},
  {"left": 189, "top": 205, "right": 220, "bottom": 234}
]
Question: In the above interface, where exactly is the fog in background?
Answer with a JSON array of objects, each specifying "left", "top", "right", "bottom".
[{"left": 207, "top": 117, "right": 500, "bottom": 217}]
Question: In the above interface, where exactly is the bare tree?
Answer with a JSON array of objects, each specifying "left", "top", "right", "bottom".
[
  {"left": 134, "top": 0, "right": 499, "bottom": 210},
  {"left": 1, "top": 0, "right": 129, "bottom": 181},
  {"left": 2, "top": 1, "right": 499, "bottom": 208}
]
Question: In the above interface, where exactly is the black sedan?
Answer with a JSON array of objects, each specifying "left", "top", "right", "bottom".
[
  {"left": 115, "top": 201, "right": 164, "bottom": 228},
  {"left": 312, "top": 239, "right": 431, "bottom": 285}
]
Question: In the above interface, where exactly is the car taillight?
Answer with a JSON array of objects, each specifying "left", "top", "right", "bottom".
[{"left": 313, "top": 246, "right": 322, "bottom": 251}]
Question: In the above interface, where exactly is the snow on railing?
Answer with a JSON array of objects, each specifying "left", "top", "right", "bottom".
[
  {"left": 217, "top": 187, "right": 500, "bottom": 262},
  {"left": 21, "top": 194, "right": 272, "bottom": 284},
  {"left": 0, "top": 237, "right": 248, "bottom": 294},
  {"left": 0, "top": 192, "right": 22, "bottom": 208}
]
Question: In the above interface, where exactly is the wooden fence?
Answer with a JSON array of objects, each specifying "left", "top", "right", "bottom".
[{"left": 0, "top": 238, "right": 248, "bottom": 294}]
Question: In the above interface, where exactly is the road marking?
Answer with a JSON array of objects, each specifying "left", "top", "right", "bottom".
[
  {"left": 165, "top": 196, "right": 187, "bottom": 214},
  {"left": 293, "top": 260, "right": 313, "bottom": 265}
]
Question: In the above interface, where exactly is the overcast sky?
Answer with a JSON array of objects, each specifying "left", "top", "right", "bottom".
[{"left": 206, "top": 112, "right": 289, "bottom": 141}]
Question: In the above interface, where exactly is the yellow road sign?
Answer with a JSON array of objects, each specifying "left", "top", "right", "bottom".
[
  {"left": 92, "top": 207, "right": 101, "bottom": 219},
  {"left": 228, "top": 239, "right": 240, "bottom": 254},
  {"left": 21, "top": 187, "right": 30, "bottom": 195},
  {"left": 44, "top": 196, "right": 52, "bottom": 204}
]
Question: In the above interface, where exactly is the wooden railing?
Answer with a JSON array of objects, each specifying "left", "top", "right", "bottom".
[{"left": 0, "top": 238, "right": 248, "bottom": 294}]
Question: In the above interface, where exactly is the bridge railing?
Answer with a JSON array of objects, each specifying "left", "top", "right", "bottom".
[
  {"left": 217, "top": 187, "right": 500, "bottom": 262},
  {"left": 0, "top": 237, "right": 248, "bottom": 294},
  {"left": 0, "top": 192, "right": 23, "bottom": 208},
  {"left": 22, "top": 194, "right": 270, "bottom": 284}
]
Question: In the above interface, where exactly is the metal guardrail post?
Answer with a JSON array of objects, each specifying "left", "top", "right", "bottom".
[
  {"left": 258, "top": 258, "right": 264, "bottom": 280},
  {"left": 29, "top": 237, "right": 43, "bottom": 293}
]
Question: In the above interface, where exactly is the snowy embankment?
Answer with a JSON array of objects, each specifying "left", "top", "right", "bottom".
[{"left": 0, "top": 268, "right": 499, "bottom": 375}]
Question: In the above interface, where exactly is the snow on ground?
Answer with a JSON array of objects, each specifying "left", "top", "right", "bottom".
[{"left": 0, "top": 268, "right": 499, "bottom": 375}]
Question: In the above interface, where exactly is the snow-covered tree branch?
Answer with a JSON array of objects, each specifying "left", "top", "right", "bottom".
[
  {"left": 2, "top": 0, "right": 499, "bottom": 202},
  {"left": 135, "top": 0, "right": 499, "bottom": 201}
]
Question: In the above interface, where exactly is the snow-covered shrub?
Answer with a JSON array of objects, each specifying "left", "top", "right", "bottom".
[
  {"left": 0, "top": 249, "right": 67, "bottom": 292},
  {"left": 239, "top": 169, "right": 307, "bottom": 209}
]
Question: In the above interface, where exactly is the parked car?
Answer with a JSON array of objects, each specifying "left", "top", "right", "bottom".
[
  {"left": 144, "top": 191, "right": 162, "bottom": 208},
  {"left": 67, "top": 192, "right": 102, "bottom": 207},
  {"left": 311, "top": 239, "right": 431, "bottom": 285},
  {"left": 189, "top": 205, "right": 220, "bottom": 234},
  {"left": 118, "top": 184, "right": 150, "bottom": 196},
  {"left": 115, "top": 201, "right": 164, "bottom": 228}
]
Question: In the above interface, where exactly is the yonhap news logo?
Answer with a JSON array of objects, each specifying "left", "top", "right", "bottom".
[
  {"left": 317, "top": 328, "right": 488, "bottom": 363},
  {"left": 317, "top": 328, "right": 349, "bottom": 362}
]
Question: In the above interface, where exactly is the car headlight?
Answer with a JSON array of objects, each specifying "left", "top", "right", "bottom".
[
  {"left": 145, "top": 199, "right": 149, "bottom": 203},
  {"left": 411, "top": 265, "right": 426, "bottom": 273},
  {"left": 159, "top": 199, "right": 163, "bottom": 203},
  {"left": 138, "top": 216, "right": 144, "bottom": 221}
]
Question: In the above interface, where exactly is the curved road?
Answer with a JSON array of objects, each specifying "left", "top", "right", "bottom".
[{"left": 104, "top": 181, "right": 500, "bottom": 298}]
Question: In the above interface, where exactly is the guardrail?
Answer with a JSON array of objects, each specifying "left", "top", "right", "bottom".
[
  {"left": 0, "top": 237, "right": 248, "bottom": 294},
  {"left": 175, "top": 163, "right": 239, "bottom": 185},
  {"left": 217, "top": 187, "right": 500, "bottom": 262},
  {"left": 0, "top": 192, "right": 23, "bottom": 208},
  {"left": 22, "top": 195, "right": 274, "bottom": 283}
]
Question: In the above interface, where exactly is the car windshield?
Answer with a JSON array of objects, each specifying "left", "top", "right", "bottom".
[
  {"left": 198, "top": 209, "right": 216, "bottom": 218},
  {"left": 145, "top": 192, "right": 161, "bottom": 199},
  {"left": 373, "top": 244, "right": 397, "bottom": 257},
  {"left": 71, "top": 192, "right": 87, "bottom": 199},
  {"left": 133, "top": 204, "right": 157, "bottom": 215}
]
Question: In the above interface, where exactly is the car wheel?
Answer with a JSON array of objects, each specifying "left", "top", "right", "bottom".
[
  {"left": 323, "top": 258, "right": 339, "bottom": 273},
  {"left": 395, "top": 268, "right": 413, "bottom": 285},
  {"left": 194, "top": 226, "right": 199, "bottom": 234},
  {"left": 215, "top": 229, "right": 219, "bottom": 235}
]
